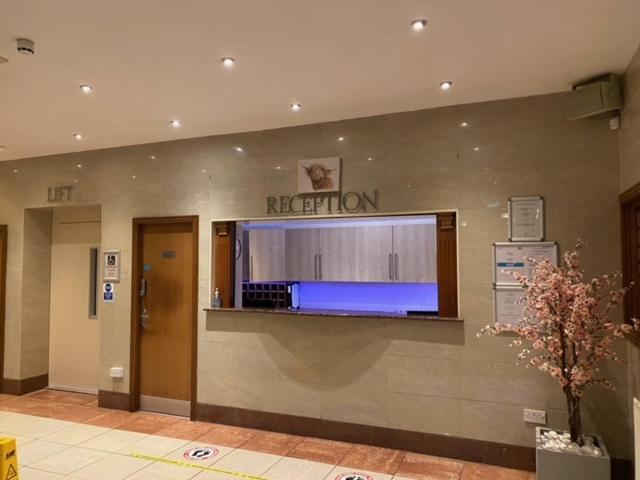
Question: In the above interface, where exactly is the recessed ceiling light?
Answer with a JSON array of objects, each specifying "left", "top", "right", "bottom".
[
  {"left": 440, "top": 81, "right": 453, "bottom": 91},
  {"left": 12, "top": 169, "right": 18, "bottom": 173},
  {"left": 170, "top": 120, "right": 182, "bottom": 128},
  {"left": 473, "top": 146, "right": 480, "bottom": 151},
  {"left": 80, "top": 84, "right": 93, "bottom": 94},
  {"left": 290, "top": 103, "right": 302, "bottom": 112},
  {"left": 411, "top": 19, "right": 427, "bottom": 31},
  {"left": 77, "top": 163, "right": 83, "bottom": 168},
  {"left": 74, "top": 179, "right": 79, "bottom": 183},
  {"left": 73, "top": 133, "right": 83, "bottom": 140},
  {"left": 150, "top": 155, "right": 156, "bottom": 160},
  {"left": 132, "top": 175, "right": 136, "bottom": 179},
  {"left": 460, "top": 122, "right": 468, "bottom": 127},
  {"left": 367, "top": 157, "right": 373, "bottom": 161},
  {"left": 276, "top": 165, "right": 282, "bottom": 170},
  {"left": 337, "top": 136, "right": 345, "bottom": 142},
  {"left": 221, "top": 57, "right": 236, "bottom": 68},
  {"left": 235, "top": 146, "right": 244, "bottom": 153}
]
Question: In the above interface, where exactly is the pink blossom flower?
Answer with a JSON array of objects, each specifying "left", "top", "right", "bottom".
[{"left": 479, "top": 239, "right": 639, "bottom": 444}]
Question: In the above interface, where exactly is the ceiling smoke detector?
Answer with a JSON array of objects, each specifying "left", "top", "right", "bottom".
[{"left": 17, "top": 38, "right": 35, "bottom": 55}]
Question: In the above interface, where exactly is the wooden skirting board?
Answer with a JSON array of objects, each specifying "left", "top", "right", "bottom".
[
  {"left": 194, "top": 402, "right": 536, "bottom": 471},
  {"left": 82, "top": 393, "right": 635, "bottom": 477},
  {"left": 2, "top": 374, "right": 48, "bottom": 395},
  {"left": 98, "top": 390, "right": 131, "bottom": 411}
]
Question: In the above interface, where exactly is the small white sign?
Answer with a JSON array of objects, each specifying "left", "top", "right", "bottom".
[
  {"left": 508, "top": 196, "right": 544, "bottom": 241},
  {"left": 103, "top": 282, "right": 115, "bottom": 303},
  {"left": 103, "top": 250, "right": 121, "bottom": 282},
  {"left": 493, "top": 242, "right": 558, "bottom": 286},
  {"left": 494, "top": 287, "right": 526, "bottom": 325}
]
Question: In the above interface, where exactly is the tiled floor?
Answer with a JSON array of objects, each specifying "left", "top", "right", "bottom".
[{"left": 0, "top": 390, "right": 535, "bottom": 480}]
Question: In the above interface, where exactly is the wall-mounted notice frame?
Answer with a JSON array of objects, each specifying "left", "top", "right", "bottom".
[
  {"left": 508, "top": 196, "right": 544, "bottom": 241},
  {"left": 493, "top": 241, "right": 558, "bottom": 286},
  {"left": 103, "top": 250, "right": 121, "bottom": 282},
  {"left": 494, "top": 286, "right": 526, "bottom": 325}
]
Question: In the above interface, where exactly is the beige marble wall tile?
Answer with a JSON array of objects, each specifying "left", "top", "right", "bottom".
[
  {"left": 20, "top": 209, "right": 52, "bottom": 378},
  {"left": 387, "top": 392, "right": 463, "bottom": 437}
]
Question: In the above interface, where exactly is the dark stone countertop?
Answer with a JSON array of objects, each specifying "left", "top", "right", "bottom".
[{"left": 203, "top": 307, "right": 463, "bottom": 322}]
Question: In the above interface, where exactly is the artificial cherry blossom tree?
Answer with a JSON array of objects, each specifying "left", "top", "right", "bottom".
[{"left": 480, "top": 240, "right": 637, "bottom": 445}]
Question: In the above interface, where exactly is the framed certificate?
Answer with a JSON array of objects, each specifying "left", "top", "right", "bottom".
[
  {"left": 103, "top": 250, "right": 121, "bottom": 282},
  {"left": 508, "top": 196, "right": 544, "bottom": 241},
  {"left": 494, "top": 286, "right": 526, "bottom": 325},
  {"left": 493, "top": 242, "right": 558, "bottom": 286}
]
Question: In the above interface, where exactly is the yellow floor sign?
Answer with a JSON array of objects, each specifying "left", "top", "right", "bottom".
[{"left": 0, "top": 437, "right": 18, "bottom": 480}]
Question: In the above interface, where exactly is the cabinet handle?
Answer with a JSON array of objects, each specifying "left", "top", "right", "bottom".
[
  {"left": 395, "top": 253, "right": 399, "bottom": 281},
  {"left": 250, "top": 255, "right": 254, "bottom": 282},
  {"left": 314, "top": 254, "right": 318, "bottom": 281},
  {"left": 319, "top": 254, "right": 322, "bottom": 280},
  {"left": 388, "top": 254, "right": 393, "bottom": 281}
]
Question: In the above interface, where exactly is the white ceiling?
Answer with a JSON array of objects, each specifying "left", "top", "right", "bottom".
[{"left": 0, "top": 0, "right": 639, "bottom": 161}]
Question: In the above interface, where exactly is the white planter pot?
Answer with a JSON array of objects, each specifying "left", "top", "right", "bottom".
[{"left": 536, "top": 427, "right": 610, "bottom": 480}]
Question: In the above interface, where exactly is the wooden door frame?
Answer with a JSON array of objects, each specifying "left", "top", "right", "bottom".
[
  {"left": 130, "top": 216, "right": 199, "bottom": 418},
  {"left": 0, "top": 226, "right": 7, "bottom": 392},
  {"left": 621, "top": 184, "right": 640, "bottom": 346}
]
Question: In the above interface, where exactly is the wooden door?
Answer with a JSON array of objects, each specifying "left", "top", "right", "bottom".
[
  {"left": 355, "top": 225, "right": 393, "bottom": 282},
  {"left": 133, "top": 219, "right": 197, "bottom": 417},
  {"left": 622, "top": 186, "right": 640, "bottom": 334},
  {"left": 393, "top": 224, "right": 437, "bottom": 283},
  {"left": 0, "top": 225, "right": 6, "bottom": 388},
  {"left": 285, "top": 229, "right": 320, "bottom": 281},
  {"left": 318, "top": 227, "right": 356, "bottom": 281},
  {"left": 249, "top": 229, "right": 286, "bottom": 282}
]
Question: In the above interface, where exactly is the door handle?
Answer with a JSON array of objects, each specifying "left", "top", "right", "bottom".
[
  {"left": 140, "top": 308, "right": 149, "bottom": 329},
  {"left": 250, "top": 255, "right": 254, "bottom": 282},
  {"left": 139, "top": 278, "right": 147, "bottom": 297},
  {"left": 395, "top": 253, "right": 399, "bottom": 281},
  {"left": 388, "top": 254, "right": 393, "bottom": 281}
]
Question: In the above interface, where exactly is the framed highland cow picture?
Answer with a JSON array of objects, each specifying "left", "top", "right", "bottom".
[{"left": 298, "top": 157, "right": 341, "bottom": 194}]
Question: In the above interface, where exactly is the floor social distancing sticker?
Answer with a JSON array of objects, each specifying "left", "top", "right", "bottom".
[
  {"left": 336, "top": 474, "right": 374, "bottom": 480},
  {"left": 183, "top": 446, "right": 219, "bottom": 461}
]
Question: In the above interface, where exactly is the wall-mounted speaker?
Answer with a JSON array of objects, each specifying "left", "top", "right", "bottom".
[{"left": 564, "top": 74, "right": 621, "bottom": 120}]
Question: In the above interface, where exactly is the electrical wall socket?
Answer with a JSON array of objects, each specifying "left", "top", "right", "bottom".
[
  {"left": 523, "top": 408, "right": 547, "bottom": 425},
  {"left": 109, "top": 367, "right": 124, "bottom": 378}
]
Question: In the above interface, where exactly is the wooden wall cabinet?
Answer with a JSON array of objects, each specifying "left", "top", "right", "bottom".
[
  {"left": 354, "top": 224, "right": 436, "bottom": 283},
  {"left": 392, "top": 224, "right": 437, "bottom": 283},
  {"left": 248, "top": 229, "right": 286, "bottom": 282},
  {"left": 249, "top": 221, "right": 437, "bottom": 285},
  {"left": 285, "top": 229, "right": 319, "bottom": 281},
  {"left": 286, "top": 228, "right": 355, "bottom": 281},
  {"left": 318, "top": 227, "right": 355, "bottom": 281},
  {"left": 355, "top": 226, "right": 393, "bottom": 281}
]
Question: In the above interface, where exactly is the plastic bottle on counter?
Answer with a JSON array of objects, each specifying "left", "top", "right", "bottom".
[{"left": 212, "top": 288, "right": 221, "bottom": 308}]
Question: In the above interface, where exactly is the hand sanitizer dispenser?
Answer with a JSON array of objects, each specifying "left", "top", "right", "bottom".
[{"left": 212, "top": 287, "right": 221, "bottom": 308}]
